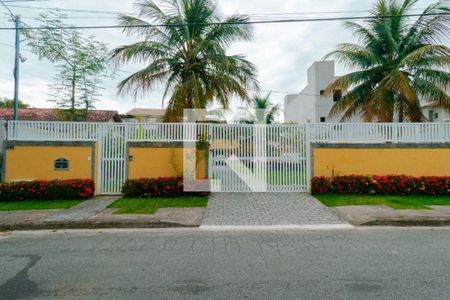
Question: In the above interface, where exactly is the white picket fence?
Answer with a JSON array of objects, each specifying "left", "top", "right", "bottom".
[
  {"left": 8, "top": 121, "right": 450, "bottom": 143},
  {"left": 6, "top": 121, "right": 450, "bottom": 194}
]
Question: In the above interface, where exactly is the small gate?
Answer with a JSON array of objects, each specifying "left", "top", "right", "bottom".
[{"left": 98, "top": 124, "right": 127, "bottom": 194}]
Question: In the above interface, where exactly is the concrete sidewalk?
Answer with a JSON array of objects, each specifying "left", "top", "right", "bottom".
[
  {"left": 334, "top": 205, "right": 450, "bottom": 226},
  {"left": 0, "top": 197, "right": 205, "bottom": 231},
  {"left": 44, "top": 196, "right": 119, "bottom": 223}
]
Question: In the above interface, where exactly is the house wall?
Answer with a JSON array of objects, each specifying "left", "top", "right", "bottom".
[
  {"left": 284, "top": 61, "right": 365, "bottom": 123},
  {"left": 127, "top": 142, "right": 207, "bottom": 180},
  {"left": 312, "top": 144, "right": 450, "bottom": 177},
  {"left": 284, "top": 61, "right": 349, "bottom": 124},
  {"left": 3, "top": 142, "right": 95, "bottom": 182},
  {"left": 422, "top": 107, "right": 450, "bottom": 122},
  {"left": 311, "top": 61, "right": 339, "bottom": 123}
]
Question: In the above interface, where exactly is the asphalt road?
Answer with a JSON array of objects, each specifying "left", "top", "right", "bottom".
[{"left": 1, "top": 228, "right": 450, "bottom": 299}]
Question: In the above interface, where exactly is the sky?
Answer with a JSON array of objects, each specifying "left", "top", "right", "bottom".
[{"left": 0, "top": 0, "right": 443, "bottom": 115}]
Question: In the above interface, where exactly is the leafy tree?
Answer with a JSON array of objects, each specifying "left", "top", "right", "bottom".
[
  {"left": 324, "top": 0, "right": 450, "bottom": 122},
  {"left": 24, "top": 11, "right": 110, "bottom": 121},
  {"left": 237, "top": 93, "right": 281, "bottom": 124},
  {"left": 0, "top": 98, "right": 30, "bottom": 108},
  {"left": 112, "top": 0, "right": 259, "bottom": 122}
]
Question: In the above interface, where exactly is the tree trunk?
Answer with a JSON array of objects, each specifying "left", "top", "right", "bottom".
[
  {"left": 70, "top": 68, "right": 76, "bottom": 121},
  {"left": 85, "top": 100, "right": 89, "bottom": 122},
  {"left": 398, "top": 99, "right": 404, "bottom": 123}
]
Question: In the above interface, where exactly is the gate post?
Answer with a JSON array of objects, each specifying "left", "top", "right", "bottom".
[{"left": 305, "top": 123, "right": 312, "bottom": 193}]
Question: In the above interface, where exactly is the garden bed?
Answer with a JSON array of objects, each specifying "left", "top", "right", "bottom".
[
  {"left": 0, "top": 179, "right": 95, "bottom": 201},
  {"left": 312, "top": 175, "right": 450, "bottom": 196}
]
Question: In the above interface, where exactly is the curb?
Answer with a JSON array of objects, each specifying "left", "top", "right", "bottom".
[
  {"left": 361, "top": 218, "right": 450, "bottom": 227},
  {"left": 0, "top": 221, "right": 197, "bottom": 231},
  {"left": 199, "top": 224, "right": 354, "bottom": 231}
]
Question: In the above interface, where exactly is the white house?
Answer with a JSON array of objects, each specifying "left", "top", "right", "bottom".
[
  {"left": 284, "top": 61, "right": 362, "bottom": 124},
  {"left": 284, "top": 60, "right": 449, "bottom": 123},
  {"left": 421, "top": 105, "right": 450, "bottom": 122},
  {"left": 122, "top": 108, "right": 166, "bottom": 123}
]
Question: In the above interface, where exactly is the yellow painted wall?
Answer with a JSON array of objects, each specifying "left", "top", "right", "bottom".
[
  {"left": 5, "top": 146, "right": 93, "bottom": 182},
  {"left": 128, "top": 147, "right": 207, "bottom": 179},
  {"left": 313, "top": 147, "right": 450, "bottom": 177},
  {"left": 211, "top": 139, "right": 240, "bottom": 150}
]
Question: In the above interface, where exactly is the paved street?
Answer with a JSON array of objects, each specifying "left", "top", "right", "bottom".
[
  {"left": 201, "top": 193, "right": 350, "bottom": 229},
  {"left": 1, "top": 228, "right": 450, "bottom": 299}
]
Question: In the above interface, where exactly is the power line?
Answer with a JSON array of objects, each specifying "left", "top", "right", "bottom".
[
  {"left": 4, "top": 4, "right": 431, "bottom": 16},
  {"left": 2, "top": 4, "right": 433, "bottom": 19},
  {"left": 3, "top": 0, "right": 49, "bottom": 2},
  {"left": 0, "top": 8, "right": 431, "bottom": 20},
  {"left": 0, "top": 12, "right": 447, "bottom": 30},
  {"left": 7, "top": 4, "right": 132, "bottom": 15},
  {"left": 0, "top": 0, "right": 14, "bottom": 17}
]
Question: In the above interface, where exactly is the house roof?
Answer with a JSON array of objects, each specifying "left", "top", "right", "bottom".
[
  {"left": 126, "top": 108, "right": 166, "bottom": 118},
  {"left": 0, "top": 108, "right": 118, "bottom": 122}
]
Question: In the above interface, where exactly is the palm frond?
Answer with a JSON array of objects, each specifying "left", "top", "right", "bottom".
[{"left": 113, "top": 0, "right": 258, "bottom": 121}]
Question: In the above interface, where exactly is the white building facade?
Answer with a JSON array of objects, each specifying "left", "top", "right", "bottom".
[
  {"left": 284, "top": 61, "right": 359, "bottom": 124},
  {"left": 284, "top": 61, "right": 449, "bottom": 124},
  {"left": 421, "top": 106, "right": 450, "bottom": 123}
]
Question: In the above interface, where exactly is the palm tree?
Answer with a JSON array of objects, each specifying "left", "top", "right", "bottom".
[
  {"left": 112, "top": 0, "right": 259, "bottom": 122},
  {"left": 237, "top": 93, "right": 281, "bottom": 124},
  {"left": 324, "top": 0, "right": 450, "bottom": 122}
]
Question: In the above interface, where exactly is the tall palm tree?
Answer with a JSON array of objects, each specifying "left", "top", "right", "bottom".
[
  {"left": 237, "top": 93, "right": 281, "bottom": 124},
  {"left": 324, "top": 0, "right": 450, "bottom": 122},
  {"left": 112, "top": 0, "right": 259, "bottom": 122}
]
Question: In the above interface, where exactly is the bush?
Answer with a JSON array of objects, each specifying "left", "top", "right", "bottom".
[
  {"left": 311, "top": 175, "right": 450, "bottom": 196},
  {"left": 311, "top": 177, "right": 332, "bottom": 194},
  {"left": 0, "top": 179, "right": 95, "bottom": 201},
  {"left": 122, "top": 177, "right": 210, "bottom": 198}
]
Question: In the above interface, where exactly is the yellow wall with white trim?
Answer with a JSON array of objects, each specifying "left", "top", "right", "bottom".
[
  {"left": 128, "top": 147, "right": 207, "bottom": 179},
  {"left": 313, "top": 147, "right": 450, "bottom": 177},
  {"left": 4, "top": 145, "right": 94, "bottom": 182}
]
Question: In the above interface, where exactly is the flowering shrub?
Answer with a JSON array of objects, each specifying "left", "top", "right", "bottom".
[
  {"left": 122, "top": 177, "right": 210, "bottom": 198},
  {"left": 0, "top": 179, "right": 95, "bottom": 201},
  {"left": 311, "top": 177, "right": 332, "bottom": 194},
  {"left": 312, "top": 175, "right": 450, "bottom": 196}
]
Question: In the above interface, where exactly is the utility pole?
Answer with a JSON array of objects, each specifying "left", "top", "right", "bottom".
[
  {"left": 0, "top": 0, "right": 21, "bottom": 120},
  {"left": 13, "top": 15, "right": 20, "bottom": 121}
]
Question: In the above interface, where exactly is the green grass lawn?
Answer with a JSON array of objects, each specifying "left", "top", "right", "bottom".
[
  {"left": 315, "top": 194, "right": 450, "bottom": 210},
  {"left": 108, "top": 196, "right": 209, "bottom": 214},
  {"left": 267, "top": 170, "right": 304, "bottom": 185},
  {"left": 0, "top": 200, "right": 83, "bottom": 211}
]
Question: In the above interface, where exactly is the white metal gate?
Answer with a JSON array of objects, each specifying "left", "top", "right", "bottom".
[
  {"left": 98, "top": 124, "right": 127, "bottom": 194},
  {"left": 209, "top": 124, "right": 309, "bottom": 192}
]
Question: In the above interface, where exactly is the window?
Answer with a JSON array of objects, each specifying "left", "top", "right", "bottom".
[
  {"left": 429, "top": 110, "right": 435, "bottom": 122},
  {"left": 320, "top": 117, "right": 326, "bottom": 123},
  {"left": 54, "top": 158, "right": 69, "bottom": 170},
  {"left": 320, "top": 90, "right": 325, "bottom": 96},
  {"left": 435, "top": 113, "right": 439, "bottom": 119},
  {"left": 333, "top": 90, "right": 342, "bottom": 102}
]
